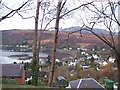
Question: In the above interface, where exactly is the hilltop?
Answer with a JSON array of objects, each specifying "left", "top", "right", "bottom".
[{"left": 1, "top": 28, "right": 104, "bottom": 48}]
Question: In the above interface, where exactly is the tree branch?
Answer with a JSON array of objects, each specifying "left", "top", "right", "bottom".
[
  {"left": 60, "top": 1, "right": 94, "bottom": 18},
  {"left": 0, "top": 0, "right": 30, "bottom": 22},
  {"left": 17, "top": 12, "right": 35, "bottom": 19}
]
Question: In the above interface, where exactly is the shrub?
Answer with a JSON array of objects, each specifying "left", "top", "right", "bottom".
[
  {"left": 38, "top": 80, "right": 46, "bottom": 87},
  {"left": 26, "top": 80, "right": 32, "bottom": 85}
]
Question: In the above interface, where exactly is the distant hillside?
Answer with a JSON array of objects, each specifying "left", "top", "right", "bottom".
[
  {"left": 61, "top": 26, "right": 110, "bottom": 35},
  {"left": 1, "top": 29, "right": 54, "bottom": 45},
  {"left": 1, "top": 29, "right": 34, "bottom": 45},
  {"left": 1, "top": 28, "right": 105, "bottom": 48}
]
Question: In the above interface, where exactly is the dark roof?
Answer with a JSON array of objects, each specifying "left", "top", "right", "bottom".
[
  {"left": 70, "top": 79, "right": 80, "bottom": 88},
  {"left": 57, "top": 76, "right": 66, "bottom": 81},
  {"left": 1, "top": 64, "right": 24, "bottom": 78},
  {"left": 69, "top": 78, "right": 106, "bottom": 89}
]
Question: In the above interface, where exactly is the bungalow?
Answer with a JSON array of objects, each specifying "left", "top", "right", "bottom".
[
  {"left": 1, "top": 64, "right": 25, "bottom": 84},
  {"left": 66, "top": 78, "right": 106, "bottom": 90}
]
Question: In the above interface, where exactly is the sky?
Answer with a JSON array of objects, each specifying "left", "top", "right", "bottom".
[
  {"left": 0, "top": 13, "right": 81, "bottom": 30},
  {"left": 0, "top": 0, "right": 36, "bottom": 30},
  {"left": 0, "top": 0, "right": 118, "bottom": 31},
  {"left": 0, "top": 14, "right": 35, "bottom": 30},
  {"left": 0, "top": 0, "right": 84, "bottom": 30},
  {"left": 0, "top": 0, "right": 86, "bottom": 30}
]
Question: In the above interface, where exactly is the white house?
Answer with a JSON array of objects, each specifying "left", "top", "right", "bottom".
[
  {"left": 56, "top": 59, "right": 61, "bottom": 63},
  {"left": 81, "top": 51, "right": 86, "bottom": 55},
  {"left": 68, "top": 62, "right": 77, "bottom": 66},
  {"left": 81, "top": 65, "right": 90, "bottom": 70},
  {"left": 102, "top": 61, "right": 108, "bottom": 66},
  {"left": 108, "top": 57, "right": 115, "bottom": 63},
  {"left": 92, "top": 54, "right": 99, "bottom": 59}
]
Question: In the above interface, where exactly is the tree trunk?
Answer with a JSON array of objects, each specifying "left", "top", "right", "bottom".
[
  {"left": 48, "top": 1, "right": 62, "bottom": 87},
  {"left": 118, "top": 2, "right": 120, "bottom": 90},
  {"left": 116, "top": 54, "right": 120, "bottom": 90},
  {"left": 118, "top": 62, "right": 120, "bottom": 90},
  {"left": 117, "top": 31, "right": 120, "bottom": 90},
  {"left": 31, "top": 1, "right": 40, "bottom": 86}
]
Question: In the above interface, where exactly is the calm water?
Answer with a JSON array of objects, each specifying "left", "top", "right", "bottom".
[{"left": 0, "top": 49, "right": 48, "bottom": 64}]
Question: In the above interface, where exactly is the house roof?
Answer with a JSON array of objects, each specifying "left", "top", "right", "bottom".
[
  {"left": 57, "top": 76, "right": 66, "bottom": 81},
  {"left": 1, "top": 64, "right": 24, "bottom": 78},
  {"left": 69, "top": 78, "right": 106, "bottom": 89},
  {"left": 104, "top": 79, "right": 114, "bottom": 83}
]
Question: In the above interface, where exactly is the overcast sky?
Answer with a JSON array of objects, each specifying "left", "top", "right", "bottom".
[
  {"left": 0, "top": 0, "right": 85, "bottom": 30},
  {"left": 0, "top": 0, "right": 118, "bottom": 31}
]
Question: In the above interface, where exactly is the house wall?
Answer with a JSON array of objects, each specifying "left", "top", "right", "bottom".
[
  {"left": 16, "top": 66, "right": 26, "bottom": 84},
  {"left": 16, "top": 64, "right": 26, "bottom": 84},
  {"left": 2, "top": 77, "right": 25, "bottom": 84},
  {"left": 2, "top": 64, "right": 26, "bottom": 84},
  {"left": 16, "top": 76, "right": 25, "bottom": 84}
]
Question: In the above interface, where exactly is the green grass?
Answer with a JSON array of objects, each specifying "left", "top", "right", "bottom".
[
  {"left": 2, "top": 84, "right": 43, "bottom": 88},
  {"left": 2, "top": 79, "right": 46, "bottom": 88}
]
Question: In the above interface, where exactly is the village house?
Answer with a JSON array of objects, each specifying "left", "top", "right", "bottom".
[
  {"left": 108, "top": 57, "right": 116, "bottom": 63},
  {"left": 56, "top": 75, "right": 67, "bottom": 87},
  {"left": 68, "top": 61, "right": 77, "bottom": 66},
  {"left": 62, "top": 57, "right": 73, "bottom": 66},
  {"left": 94, "top": 59, "right": 108, "bottom": 67},
  {"left": 1, "top": 64, "right": 25, "bottom": 84},
  {"left": 80, "top": 64, "right": 90, "bottom": 70},
  {"left": 66, "top": 78, "right": 106, "bottom": 89},
  {"left": 39, "top": 57, "right": 48, "bottom": 65},
  {"left": 36, "top": 53, "right": 49, "bottom": 65},
  {"left": 92, "top": 54, "right": 100, "bottom": 60}
]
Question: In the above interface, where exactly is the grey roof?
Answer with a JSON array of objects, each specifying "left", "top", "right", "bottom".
[
  {"left": 70, "top": 79, "right": 80, "bottom": 88},
  {"left": 69, "top": 78, "right": 106, "bottom": 89},
  {"left": 1, "top": 64, "right": 24, "bottom": 78},
  {"left": 57, "top": 76, "right": 66, "bottom": 81}
]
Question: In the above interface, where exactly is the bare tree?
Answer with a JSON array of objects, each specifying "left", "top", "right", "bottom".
[
  {"left": 47, "top": 0, "right": 67, "bottom": 87},
  {"left": 47, "top": 0, "right": 62, "bottom": 87},
  {"left": 71, "top": 0, "right": 120, "bottom": 89},
  {"left": 37, "top": 0, "right": 56, "bottom": 59},
  {"left": 32, "top": 0, "right": 58, "bottom": 86},
  {"left": 31, "top": 0, "right": 40, "bottom": 86}
]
